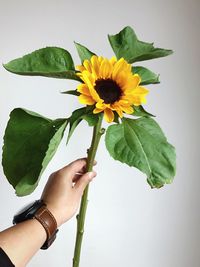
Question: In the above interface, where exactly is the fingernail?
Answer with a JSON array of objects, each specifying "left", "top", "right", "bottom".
[{"left": 88, "top": 171, "right": 96, "bottom": 180}]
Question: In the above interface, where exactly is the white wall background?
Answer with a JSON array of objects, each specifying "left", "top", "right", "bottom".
[{"left": 0, "top": 0, "right": 199, "bottom": 266}]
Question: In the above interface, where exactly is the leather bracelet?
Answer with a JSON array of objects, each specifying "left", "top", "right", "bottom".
[
  {"left": 13, "top": 200, "right": 58, "bottom": 250},
  {"left": 34, "top": 204, "right": 58, "bottom": 250}
]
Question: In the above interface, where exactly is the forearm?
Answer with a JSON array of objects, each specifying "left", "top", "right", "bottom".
[{"left": 0, "top": 219, "right": 46, "bottom": 267}]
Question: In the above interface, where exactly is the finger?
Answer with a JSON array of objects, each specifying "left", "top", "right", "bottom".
[
  {"left": 73, "top": 172, "right": 85, "bottom": 183},
  {"left": 71, "top": 160, "right": 97, "bottom": 182},
  {"left": 69, "top": 158, "right": 97, "bottom": 172},
  {"left": 74, "top": 171, "right": 97, "bottom": 195},
  {"left": 93, "top": 160, "right": 97, "bottom": 166},
  {"left": 60, "top": 158, "right": 87, "bottom": 177},
  {"left": 59, "top": 158, "right": 97, "bottom": 183},
  {"left": 72, "top": 162, "right": 97, "bottom": 183}
]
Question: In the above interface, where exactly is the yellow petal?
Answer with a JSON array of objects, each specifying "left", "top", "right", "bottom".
[
  {"left": 98, "top": 56, "right": 104, "bottom": 64},
  {"left": 124, "top": 74, "right": 141, "bottom": 91},
  {"left": 81, "top": 71, "right": 95, "bottom": 89},
  {"left": 112, "top": 58, "right": 129, "bottom": 80},
  {"left": 83, "top": 60, "right": 92, "bottom": 72},
  {"left": 89, "top": 87, "right": 100, "bottom": 102},
  {"left": 126, "top": 95, "right": 143, "bottom": 106},
  {"left": 115, "top": 108, "right": 123, "bottom": 118},
  {"left": 115, "top": 71, "right": 128, "bottom": 89},
  {"left": 91, "top": 55, "right": 100, "bottom": 77},
  {"left": 133, "top": 86, "right": 149, "bottom": 95},
  {"left": 78, "top": 95, "right": 95, "bottom": 105},
  {"left": 118, "top": 99, "right": 130, "bottom": 105},
  {"left": 123, "top": 86, "right": 149, "bottom": 105},
  {"left": 99, "top": 59, "right": 112, "bottom": 79},
  {"left": 121, "top": 105, "right": 134, "bottom": 114},
  {"left": 104, "top": 108, "right": 114, "bottom": 123},
  {"left": 141, "top": 96, "right": 147, "bottom": 104},
  {"left": 109, "top": 56, "right": 117, "bottom": 65},
  {"left": 96, "top": 101, "right": 106, "bottom": 109},
  {"left": 93, "top": 108, "right": 103, "bottom": 114},
  {"left": 76, "top": 65, "right": 85, "bottom": 72},
  {"left": 77, "top": 84, "right": 90, "bottom": 96}
]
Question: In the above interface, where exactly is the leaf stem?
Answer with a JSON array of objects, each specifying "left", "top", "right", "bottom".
[{"left": 72, "top": 114, "right": 104, "bottom": 267}]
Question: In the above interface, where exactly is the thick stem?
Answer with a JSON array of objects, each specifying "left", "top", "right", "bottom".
[{"left": 72, "top": 114, "right": 104, "bottom": 267}]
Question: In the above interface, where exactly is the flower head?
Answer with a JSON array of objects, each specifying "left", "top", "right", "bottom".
[{"left": 76, "top": 55, "right": 149, "bottom": 123}]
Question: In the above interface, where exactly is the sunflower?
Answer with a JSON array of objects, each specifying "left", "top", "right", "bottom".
[{"left": 76, "top": 55, "right": 149, "bottom": 123}]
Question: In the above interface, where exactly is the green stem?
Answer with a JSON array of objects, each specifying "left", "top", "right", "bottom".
[{"left": 72, "top": 114, "right": 104, "bottom": 267}]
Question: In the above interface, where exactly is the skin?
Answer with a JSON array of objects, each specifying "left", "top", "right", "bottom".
[{"left": 0, "top": 158, "right": 96, "bottom": 267}]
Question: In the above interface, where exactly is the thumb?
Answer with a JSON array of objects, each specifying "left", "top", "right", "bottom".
[{"left": 74, "top": 171, "right": 96, "bottom": 195}]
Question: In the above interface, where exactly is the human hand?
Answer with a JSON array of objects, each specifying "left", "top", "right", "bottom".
[{"left": 41, "top": 158, "right": 97, "bottom": 227}]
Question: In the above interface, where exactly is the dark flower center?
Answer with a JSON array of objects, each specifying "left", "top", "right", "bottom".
[{"left": 95, "top": 79, "right": 122, "bottom": 104}]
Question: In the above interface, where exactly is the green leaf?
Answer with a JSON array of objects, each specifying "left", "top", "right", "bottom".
[
  {"left": 113, "top": 111, "right": 120, "bottom": 124},
  {"left": 67, "top": 107, "right": 99, "bottom": 144},
  {"left": 67, "top": 108, "right": 86, "bottom": 144},
  {"left": 133, "top": 66, "right": 160, "bottom": 85},
  {"left": 132, "top": 105, "right": 155, "bottom": 117},
  {"left": 74, "top": 42, "right": 95, "bottom": 63},
  {"left": 61, "top": 90, "right": 80, "bottom": 96},
  {"left": 2, "top": 108, "right": 67, "bottom": 196},
  {"left": 108, "top": 26, "right": 173, "bottom": 63},
  {"left": 105, "top": 117, "right": 176, "bottom": 188},
  {"left": 3, "top": 47, "right": 80, "bottom": 81},
  {"left": 82, "top": 112, "right": 99, "bottom": 126}
]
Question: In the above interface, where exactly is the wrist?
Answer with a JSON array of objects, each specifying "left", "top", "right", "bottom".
[{"left": 13, "top": 200, "right": 59, "bottom": 249}]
